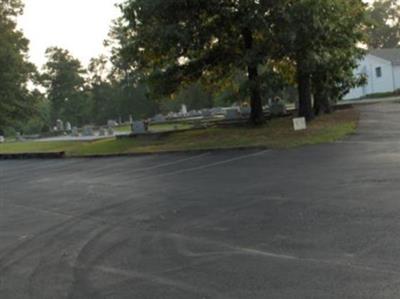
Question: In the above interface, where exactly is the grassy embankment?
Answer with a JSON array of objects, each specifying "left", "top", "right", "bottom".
[{"left": 0, "top": 108, "right": 359, "bottom": 156}]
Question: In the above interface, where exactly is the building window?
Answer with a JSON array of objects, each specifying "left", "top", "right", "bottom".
[{"left": 376, "top": 67, "right": 382, "bottom": 78}]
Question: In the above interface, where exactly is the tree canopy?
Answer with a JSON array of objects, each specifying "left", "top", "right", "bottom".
[
  {"left": 366, "top": 0, "right": 400, "bottom": 49},
  {"left": 275, "top": 0, "right": 366, "bottom": 118},
  {"left": 114, "top": 0, "right": 367, "bottom": 122},
  {"left": 0, "top": 0, "right": 37, "bottom": 131},
  {"left": 0, "top": 0, "right": 370, "bottom": 134},
  {"left": 41, "top": 47, "right": 90, "bottom": 126},
  {"left": 114, "top": 0, "right": 286, "bottom": 124}
]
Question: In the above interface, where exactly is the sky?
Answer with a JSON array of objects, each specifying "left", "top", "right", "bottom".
[{"left": 18, "top": 0, "right": 121, "bottom": 68}]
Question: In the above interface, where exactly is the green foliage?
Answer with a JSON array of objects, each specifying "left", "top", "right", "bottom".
[
  {"left": 112, "top": 0, "right": 367, "bottom": 122},
  {"left": 15, "top": 94, "right": 51, "bottom": 135},
  {"left": 0, "top": 108, "right": 359, "bottom": 155},
  {"left": 113, "top": 0, "right": 287, "bottom": 123},
  {"left": 366, "top": 0, "right": 400, "bottom": 49},
  {"left": 174, "top": 82, "right": 213, "bottom": 111},
  {"left": 0, "top": 0, "right": 37, "bottom": 131},
  {"left": 41, "top": 47, "right": 89, "bottom": 126},
  {"left": 275, "top": 0, "right": 367, "bottom": 118}
]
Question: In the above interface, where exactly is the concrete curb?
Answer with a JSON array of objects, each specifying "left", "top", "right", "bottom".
[
  {"left": 0, "top": 152, "right": 66, "bottom": 160},
  {"left": 67, "top": 146, "right": 270, "bottom": 159},
  {"left": 0, "top": 147, "right": 269, "bottom": 160}
]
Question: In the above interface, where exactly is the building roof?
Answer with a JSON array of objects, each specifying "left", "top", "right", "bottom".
[{"left": 370, "top": 48, "right": 400, "bottom": 65}]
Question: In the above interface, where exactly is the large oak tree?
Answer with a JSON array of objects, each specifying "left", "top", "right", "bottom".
[
  {"left": 114, "top": 0, "right": 285, "bottom": 124},
  {"left": 275, "top": 0, "right": 366, "bottom": 120}
]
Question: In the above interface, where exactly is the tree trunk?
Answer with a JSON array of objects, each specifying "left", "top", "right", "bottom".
[
  {"left": 248, "top": 65, "right": 264, "bottom": 124},
  {"left": 297, "top": 62, "right": 314, "bottom": 121},
  {"left": 313, "top": 85, "right": 324, "bottom": 116},
  {"left": 243, "top": 28, "right": 264, "bottom": 125},
  {"left": 314, "top": 92, "right": 333, "bottom": 115},
  {"left": 313, "top": 75, "right": 332, "bottom": 116}
]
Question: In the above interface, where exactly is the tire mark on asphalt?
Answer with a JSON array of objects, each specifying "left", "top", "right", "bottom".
[
  {"left": 0, "top": 150, "right": 272, "bottom": 297},
  {"left": 164, "top": 232, "right": 400, "bottom": 276},
  {"left": 136, "top": 150, "right": 270, "bottom": 180},
  {"left": 112, "top": 152, "right": 210, "bottom": 176},
  {"left": 88, "top": 265, "right": 231, "bottom": 299}
]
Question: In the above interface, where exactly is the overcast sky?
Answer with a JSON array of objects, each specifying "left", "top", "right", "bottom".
[
  {"left": 18, "top": 0, "right": 373, "bottom": 69},
  {"left": 18, "top": 0, "right": 121, "bottom": 68}
]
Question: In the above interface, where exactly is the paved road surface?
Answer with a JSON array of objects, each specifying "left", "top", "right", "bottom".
[{"left": 1, "top": 103, "right": 400, "bottom": 298}]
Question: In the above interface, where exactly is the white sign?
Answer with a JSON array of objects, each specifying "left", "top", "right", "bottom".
[
  {"left": 293, "top": 117, "right": 307, "bottom": 131},
  {"left": 0, "top": 136, "right": 4, "bottom": 143}
]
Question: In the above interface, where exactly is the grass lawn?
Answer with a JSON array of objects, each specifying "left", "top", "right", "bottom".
[{"left": 0, "top": 108, "right": 359, "bottom": 157}]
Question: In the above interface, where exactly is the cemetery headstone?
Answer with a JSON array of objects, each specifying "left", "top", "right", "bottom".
[
  {"left": 240, "top": 107, "right": 251, "bottom": 116},
  {"left": 107, "top": 120, "right": 118, "bottom": 128},
  {"left": 107, "top": 127, "right": 115, "bottom": 136},
  {"left": 0, "top": 136, "right": 4, "bottom": 143},
  {"left": 83, "top": 126, "right": 94, "bottom": 137},
  {"left": 72, "top": 127, "right": 79, "bottom": 137},
  {"left": 132, "top": 121, "right": 147, "bottom": 134},
  {"left": 153, "top": 114, "right": 166, "bottom": 123},
  {"left": 211, "top": 107, "right": 224, "bottom": 115},
  {"left": 16, "top": 132, "right": 24, "bottom": 142},
  {"left": 99, "top": 127, "right": 107, "bottom": 136},
  {"left": 225, "top": 108, "right": 241, "bottom": 120},
  {"left": 190, "top": 110, "right": 201, "bottom": 117},
  {"left": 270, "top": 97, "right": 287, "bottom": 117},
  {"left": 65, "top": 121, "right": 72, "bottom": 132},
  {"left": 202, "top": 109, "right": 212, "bottom": 118},
  {"left": 181, "top": 104, "right": 188, "bottom": 115},
  {"left": 56, "top": 119, "right": 64, "bottom": 132}
]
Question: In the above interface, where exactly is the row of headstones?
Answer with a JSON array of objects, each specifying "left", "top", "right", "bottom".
[
  {"left": 54, "top": 119, "right": 116, "bottom": 138},
  {"left": 54, "top": 120, "right": 71, "bottom": 132},
  {"left": 157, "top": 104, "right": 286, "bottom": 122},
  {"left": 164, "top": 107, "right": 226, "bottom": 120},
  {"left": 79, "top": 126, "right": 115, "bottom": 137},
  {"left": 225, "top": 99, "right": 287, "bottom": 120}
]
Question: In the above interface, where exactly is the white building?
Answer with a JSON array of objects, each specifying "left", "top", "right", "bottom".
[{"left": 344, "top": 49, "right": 400, "bottom": 100}]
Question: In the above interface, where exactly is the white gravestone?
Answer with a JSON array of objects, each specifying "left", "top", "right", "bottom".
[
  {"left": 293, "top": 117, "right": 307, "bottom": 131},
  {"left": 56, "top": 119, "right": 64, "bottom": 132},
  {"left": 65, "top": 122, "right": 72, "bottom": 132},
  {"left": 0, "top": 136, "right": 4, "bottom": 143},
  {"left": 107, "top": 120, "right": 118, "bottom": 128},
  {"left": 72, "top": 127, "right": 79, "bottom": 137},
  {"left": 99, "top": 127, "right": 107, "bottom": 136},
  {"left": 107, "top": 127, "right": 115, "bottom": 136},
  {"left": 83, "top": 126, "right": 94, "bottom": 136},
  {"left": 181, "top": 104, "right": 188, "bottom": 115},
  {"left": 202, "top": 109, "right": 212, "bottom": 117}
]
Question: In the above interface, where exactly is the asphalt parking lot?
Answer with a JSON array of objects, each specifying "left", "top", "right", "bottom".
[{"left": 2, "top": 103, "right": 400, "bottom": 298}]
